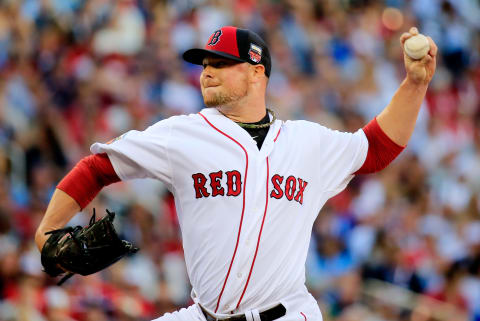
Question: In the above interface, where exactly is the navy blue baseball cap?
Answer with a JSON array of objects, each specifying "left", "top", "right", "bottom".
[{"left": 183, "top": 26, "right": 271, "bottom": 77}]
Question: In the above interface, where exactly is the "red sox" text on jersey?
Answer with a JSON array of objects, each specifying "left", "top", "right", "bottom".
[{"left": 191, "top": 171, "right": 308, "bottom": 205}]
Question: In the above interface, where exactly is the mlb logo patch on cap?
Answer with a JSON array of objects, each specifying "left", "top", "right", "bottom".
[{"left": 248, "top": 44, "right": 262, "bottom": 63}]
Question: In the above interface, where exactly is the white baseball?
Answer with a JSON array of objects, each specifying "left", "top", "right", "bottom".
[{"left": 404, "top": 34, "right": 430, "bottom": 60}]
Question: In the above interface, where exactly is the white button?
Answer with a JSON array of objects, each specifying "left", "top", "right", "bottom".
[
  {"left": 225, "top": 304, "right": 230, "bottom": 309},
  {"left": 237, "top": 272, "right": 242, "bottom": 278}
]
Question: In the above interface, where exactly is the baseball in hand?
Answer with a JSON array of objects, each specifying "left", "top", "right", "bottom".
[{"left": 404, "top": 34, "right": 430, "bottom": 60}]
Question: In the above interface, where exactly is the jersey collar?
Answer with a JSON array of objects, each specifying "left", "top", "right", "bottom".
[{"left": 198, "top": 107, "right": 282, "bottom": 156}]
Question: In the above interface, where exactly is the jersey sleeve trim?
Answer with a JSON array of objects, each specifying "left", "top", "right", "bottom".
[{"left": 354, "top": 117, "right": 405, "bottom": 175}]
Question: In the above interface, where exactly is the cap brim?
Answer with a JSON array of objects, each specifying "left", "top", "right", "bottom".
[{"left": 182, "top": 49, "right": 246, "bottom": 65}]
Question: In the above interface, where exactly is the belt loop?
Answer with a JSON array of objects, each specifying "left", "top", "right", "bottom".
[
  {"left": 245, "top": 310, "right": 254, "bottom": 321},
  {"left": 251, "top": 309, "right": 261, "bottom": 321}
]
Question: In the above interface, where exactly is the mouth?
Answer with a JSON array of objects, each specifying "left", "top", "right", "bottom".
[{"left": 203, "top": 83, "right": 220, "bottom": 89}]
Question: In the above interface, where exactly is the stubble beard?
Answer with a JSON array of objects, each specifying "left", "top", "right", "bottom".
[{"left": 203, "top": 84, "right": 248, "bottom": 108}]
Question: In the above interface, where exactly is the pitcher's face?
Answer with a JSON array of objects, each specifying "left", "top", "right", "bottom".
[{"left": 200, "top": 57, "right": 249, "bottom": 107}]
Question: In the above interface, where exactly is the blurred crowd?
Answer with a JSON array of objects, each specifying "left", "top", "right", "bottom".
[{"left": 0, "top": 0, "right": 479, "bottom": 320}]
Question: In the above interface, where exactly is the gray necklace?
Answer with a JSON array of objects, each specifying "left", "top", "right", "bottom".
[{"left": 235, "top": 108, "right": 276, "bottom": 129}]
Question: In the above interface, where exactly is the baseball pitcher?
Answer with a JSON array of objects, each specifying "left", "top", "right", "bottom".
[{"left": 35, "top": 26, "right": 437, "bottom": 321}]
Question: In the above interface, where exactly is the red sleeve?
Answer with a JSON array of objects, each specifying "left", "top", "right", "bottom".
[
  {"left": 354, "top": 117, "right": 405, "bottom": 175},
  {"left": 57, "top": 153, "right": 120, "bottom": 209}
]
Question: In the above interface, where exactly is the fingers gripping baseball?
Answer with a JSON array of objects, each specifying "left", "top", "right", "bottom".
[{"left": 400, "top": 27, "right": 437, "bottom": 85}]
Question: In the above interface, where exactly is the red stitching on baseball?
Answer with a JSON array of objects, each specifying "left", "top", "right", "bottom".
[
  {"left": 199, "top": 112, "right": 249, "bottom": 313},
  {"left": 300, "top": 312, "right": 307, "bottom": 321},
  {"left": 235, "top": 157, "right": 270, "bottom": 309}
]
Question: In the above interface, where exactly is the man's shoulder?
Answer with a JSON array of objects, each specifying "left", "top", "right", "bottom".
[
  {"left": 149, "top": 112, "right": 203, "bottom": 129},
  {"left": 284, "top": 119, "right": 357, "bottom": 134},
  {"left": 281, "top": 119, "right": 360, "bottom": 142},
  {"left": 282, "top": 119, "right": 327, "bottom": 132}
]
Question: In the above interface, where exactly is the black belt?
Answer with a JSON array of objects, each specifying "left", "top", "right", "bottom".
[{"left": 200, "top": 304, "right": 286, "bottom": 321}]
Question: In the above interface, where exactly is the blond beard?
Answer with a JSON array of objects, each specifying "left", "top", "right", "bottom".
[
  {"left": 204, "top": 92, "right": 235, "bottom": 107},
  {"left": 202, "top": 84, "right": 248, "bottom": 107}
]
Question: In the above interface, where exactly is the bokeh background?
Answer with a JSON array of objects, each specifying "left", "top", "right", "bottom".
[{"left": 1, "top": 0, "right": 480, "bottom": 320}]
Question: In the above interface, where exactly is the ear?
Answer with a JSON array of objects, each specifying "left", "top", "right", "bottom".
[{"left": 250, "top": 64, "right": 266, "bottom": 83}]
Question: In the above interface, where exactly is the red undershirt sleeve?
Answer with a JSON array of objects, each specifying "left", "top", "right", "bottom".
[
  {"left": 354, "top": 117, "right": 405, "bottom": 175},
  {"left": 57, "top": 153, "right": 120, "bottom": 209}
]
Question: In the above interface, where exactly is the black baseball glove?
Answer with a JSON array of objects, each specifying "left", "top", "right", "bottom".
[{"left": 41, "top": 209, "right": 138, "bottom": 285}]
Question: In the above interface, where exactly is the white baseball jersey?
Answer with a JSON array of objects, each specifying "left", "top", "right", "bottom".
[{"left": 91, "top": 108, "right": 369, "bottom": 320}]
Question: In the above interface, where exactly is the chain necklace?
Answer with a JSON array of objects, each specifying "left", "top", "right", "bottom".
[{"left": 234, "top": 108, "right": 276, "bottom": 129}]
